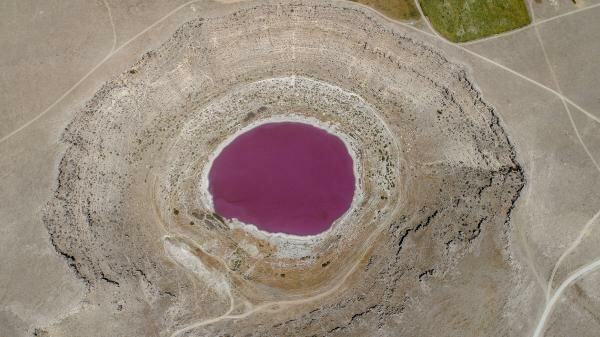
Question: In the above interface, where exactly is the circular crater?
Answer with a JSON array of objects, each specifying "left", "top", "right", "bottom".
[
  {"left": 43, "top": 2, "right": 524, "bottom": 336},
  {"left": 207, "top": 121, "right": 356, "bottom": 236}
]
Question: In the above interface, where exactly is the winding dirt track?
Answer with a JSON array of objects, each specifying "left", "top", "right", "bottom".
[{"left": 7, "top": 1, "right": 598, "bottom": 336}]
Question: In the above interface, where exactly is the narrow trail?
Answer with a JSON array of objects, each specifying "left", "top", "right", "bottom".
[
  {"left": 169, "top": 280, "right": 236, "bottom": 337},
  {"left": 410, "top": 7, "right": 600, "bottom": 336},
  {"left": 403, "top": 6, "right": 600, "bottom": 125},
  {"left": 531, "top": 6, "right": 600, "bottom": 172},
  {"left": 413, "top": 0, "right": 445, "bottom": 41},
  {"left": 166, "top": 101, "right": 405, "bottom": 336},
  {"left": 102, "top": 0, "right": 117, "bottom": 52},
  {"left": 2, "top": 0, "right": 600, "bottom": 145},
  {"left": 0, "top": 0, "right": 208, "bottom": 145},
  {"left": 168, "top": 3, "right": 600, "bottom": 332},
  {"left": 532, "top": 259, "right": 600, "bottom": 337},
  {"left": 355, "top": 4, "right": 600, "bottom": 337},
  {"left": 460, "top": 2, "right": 600, "bottom": 46},
  {"left": 533, "top": 0, "right": 600, "bottom": 290},
  {"left": 529, "top": 12, "right": 600, "bottom": 335},
  {"left": 547, "top": 209, "right": 600, "bottom": 300},
  {"left": 4, "top": 1, "right": 600, "bottom": 336},
  {"left": 167, "top": 208, "right": 400, "bottom": 336}
]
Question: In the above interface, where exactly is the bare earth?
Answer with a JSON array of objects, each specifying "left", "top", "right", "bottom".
[{"left": 1, "top": 1, "right": 599, "bottom": 337}]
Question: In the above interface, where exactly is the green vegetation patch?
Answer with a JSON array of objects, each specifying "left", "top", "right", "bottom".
[
  {"left": 420, "top": 0, "right": 531, "bottom": 42},
  {"left": 352, "top": 0, "right": 420, "bottom": 20}
]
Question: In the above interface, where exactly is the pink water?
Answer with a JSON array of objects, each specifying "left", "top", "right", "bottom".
[{"left": 208, "top": 122, "right": 355, "bottom": 235}]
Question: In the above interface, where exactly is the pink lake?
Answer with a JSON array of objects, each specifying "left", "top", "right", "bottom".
[{"left": 208, "top": 122, "right": 355, "bottom": 235}]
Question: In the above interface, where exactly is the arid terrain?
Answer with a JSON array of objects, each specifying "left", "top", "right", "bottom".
[{"left": 1, "top": 1, "right": 599, "bottom": 337}]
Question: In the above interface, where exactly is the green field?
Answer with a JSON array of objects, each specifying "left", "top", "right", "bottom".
[
  {"left": 420, "top": 0, "right": 531, "bottom": 42},
  {"left": 352, "top": 0, "right": 420, "bottom": 21}
]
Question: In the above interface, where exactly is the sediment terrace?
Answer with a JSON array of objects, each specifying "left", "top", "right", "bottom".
[{"left": 43, "top": 1, "right": 524, "bottom": 336}]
